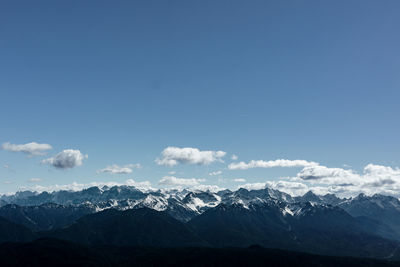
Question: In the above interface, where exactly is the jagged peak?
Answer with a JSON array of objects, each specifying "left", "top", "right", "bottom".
[
  {"left": 303, "top": 190, "right": 319, "bottom": 198},
  {"left": 353, "top": 193, "right": 368, "bottom": 200}
]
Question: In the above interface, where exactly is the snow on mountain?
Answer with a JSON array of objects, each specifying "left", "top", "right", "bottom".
[
  {"left": 2, "top": 185, "right": 400, "bottom": 228},
  {"left": 182, "top": 191, "right": 221, "bottom": 213}
]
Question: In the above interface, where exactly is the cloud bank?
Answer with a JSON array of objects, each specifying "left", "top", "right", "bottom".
[
  {"left": 232, "top": 162, "right": 400, "bottom": 197},
  {"left": 226, "top": 156, "right": 400, "bottom": 197},
  {"left": 156, "top": 147, "right": 226, "bottom": 167},
  {"left": 2, "top": 142, "right": 52, "bottom": 156},
  {"left": 228, "top": 159, "right": 318, "bottom": 170},
  {"left": 294, "top": 163, "right": 400, "bottom": 197}
]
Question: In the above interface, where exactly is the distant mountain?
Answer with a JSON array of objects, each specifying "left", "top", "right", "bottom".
[
  {"left": 0, "top": 185, "right": 146, "bottom": 206},
  {"left": 1, "top": 185, "right": 400, "bottom": 258},
  {"left": 339, "top": 193, "right": 400, "bottom": 240},
  {"left": 43, "top": 208, "right": 208, "bottom": 247},
  {"left": 295, "top": 191, "right": 322, "bottom": 204},
  {"left": 0, "top": 186, "right": 225, "bottom": 224},
  {"left": 321, "top": 193, "right": 344, "bottom": 205},
  {"left": 294, "top": 191, "right": 344, "bottom": 206}
]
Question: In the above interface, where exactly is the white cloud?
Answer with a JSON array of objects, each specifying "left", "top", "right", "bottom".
[
  {"left": 297, "top": 165, "right": 358, "bottom": 185},
  {"left": 231, "top": 154, "right": 238, "bottom": 160},
  {"left": 156, "top": 147, "right": 226, "bottom": 167},
  {"left": 228, "top": 159, "right": 318, "bottom": 170},
  {"left": 97, "top": 164, "right": 141, "bottom": 175},
  {"left": 168, "top": 171, "right": 176, "bottom": 175},
  {"left": 233, "top": 178, "right": 246, "bottom": 182},
  {"left": 358, "top": 164, "right": 400, "bottom": 192},
  {"left": 42, "top": 149, "right": 88, "bottom": 169},
  {"left": 3, "top": 180, "right": 13, "bottom": 184},
  {"left": 158, "top": 176, "right": 205, "bottom": 187},
  {"left": 28, "top": 178, "right": 42, "bottom": 183},
  {"left": 2, "top": 142, "right": 52, "bottom": 156},
  {"left": 209, "top": 170, "right": 222, "bottom": 176}
]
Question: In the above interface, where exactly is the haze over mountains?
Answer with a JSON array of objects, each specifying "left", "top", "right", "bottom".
[{"left": 1, "top": 185, "right": 400, "bottom": 261}]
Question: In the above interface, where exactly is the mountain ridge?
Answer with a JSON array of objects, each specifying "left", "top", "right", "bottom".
[{"left": 1, "top": 185, "right": 400, "bottom": 259}]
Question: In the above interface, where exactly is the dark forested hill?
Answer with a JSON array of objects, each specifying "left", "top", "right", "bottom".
[
  {"left": 0, "top": 216, "right": 35, "bottom": 243},
  {"left": 0, "top": 239, "right": 399, "bottom": 267}
]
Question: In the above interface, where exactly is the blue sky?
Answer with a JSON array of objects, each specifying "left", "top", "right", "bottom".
[{"left": 1, "top": 0, "right": 400, "bottom": 196}]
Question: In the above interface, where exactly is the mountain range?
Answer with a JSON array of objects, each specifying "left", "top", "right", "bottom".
[{"left": 1, "top": 186, "right": 400, "bottom": 260}]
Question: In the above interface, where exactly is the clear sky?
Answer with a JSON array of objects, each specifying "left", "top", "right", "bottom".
[{"left": 1, "top": 0, "right": 400, "bottom": 196}]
